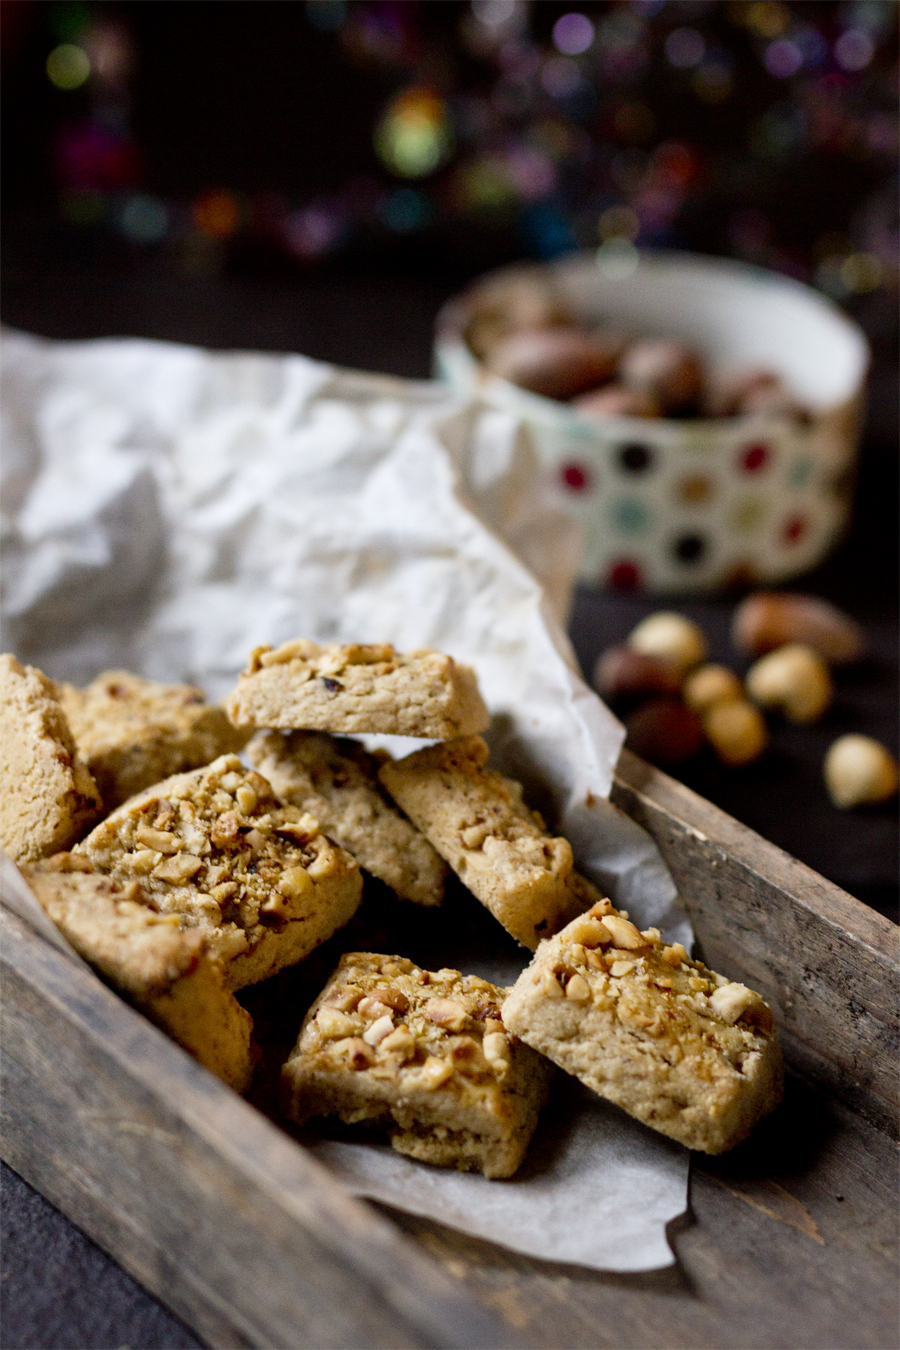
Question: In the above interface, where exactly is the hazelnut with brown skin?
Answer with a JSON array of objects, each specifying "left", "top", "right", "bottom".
[
  {"left": 574, "top": 385, "right": 660, "bottom": 419},
  {"left": 462, "top": 266, "right": 575, "bottom": 362},
  {"left": 593, "top": 645, "right": 683, "bottom": 710},
  {"left": 619, "top": 339, "right": 705, "bottom": 417},
  {"left": 625, "top": 699, "right": 705, "bottom": 768},
  {"left": 485, "top": 328, "right": 620, "bottom": 402},
  {"left": 732, "top": 592, "right": 865, "bottom": 665}
]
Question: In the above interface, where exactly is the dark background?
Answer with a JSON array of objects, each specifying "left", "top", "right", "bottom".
[{"left": 1, "top": 3, "right": 897, "bottom": 1345}]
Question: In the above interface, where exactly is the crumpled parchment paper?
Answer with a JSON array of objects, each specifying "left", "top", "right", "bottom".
[{"left": 1, "top": 328, "right": 691, "bottom": 1270}]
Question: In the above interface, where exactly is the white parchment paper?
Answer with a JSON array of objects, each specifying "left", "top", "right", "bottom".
[{"left": 1, "top": 328, "right": 691, "bottom": 1270}]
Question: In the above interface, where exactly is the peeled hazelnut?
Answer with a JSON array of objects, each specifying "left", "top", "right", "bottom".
[
  {"left": 824, "top": 735, "right": 899, "bottom": 809},
  {"left": 702, "top": 699, "right": 768, "bottom": 766},
  {"left": 627, "top": 612, "right": 708, "bottom": 673},
  {"left": 592, "top": 645, "right": 683, "bottom": 709},
  {"left": 745, "top": 644, "right": 832, "bottom": 723},
  {"left": 485, "top": 328, "right": 619, "bottom": 402},
  {"left": 625, "top": 699, "right": 705, "bottom": 768},
  {"left": 574, "top": 385, "right": 660, "bottom": 419},
  {"left": 683, "top": 664, "right": 743, "bottom": 715},
  {"left": 732, "top": 592, "right": 865, "bottom": 665},
  {"left": 619, "top": 339, "right": 704, "bottom": 416}
]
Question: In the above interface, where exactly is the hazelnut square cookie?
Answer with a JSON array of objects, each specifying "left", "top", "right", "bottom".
[
  {"left": 74, "top": 754, "right": 362, "bottom": 990},
  {"left": 57, "top": 669, "right": 250, "bottom": 809},
  {"left": 378, "top": 736, "right": 596, "bottom": 949},
  {"left": 23, "top": 853, "right": 255, "bottom": 1093},
  {"left": 247, "top": 730, "right": 446, "bottom": 906},
  {"left": 281, "top": 953, "right": 553, "bottom": 1178},
  {"left": 502, "top": 901, "right": 783, "bottom": 1154},
  {"left": 225, "top": 640, "right": 489, "bottom": 739},
  {"left": 1, "top": 654, "right": 102, "bottom": 863}
]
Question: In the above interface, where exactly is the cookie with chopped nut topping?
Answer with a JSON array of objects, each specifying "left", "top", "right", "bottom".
[
  {"left": 281, "top": 952, "right": 553, "bottom": 1178},
  {"left": 22, "top": 853, "right": 256, "bottom": 1093},
  {"left": 378, "top": 735, "right": 598, "bottom": 949},
  {"left": 225, "top": 640, "right": 489, "bottom": 739},
  {"left": 247, "top": 730, "right": 446, "bottom": 906},
  {"left": 74, "top": 754, "right": 362, "bottom": 989},
  {"left": 0, "top": 653, "right": 103, "bottom": 863},
  {"left": 502, "top": 900, "right": 783, "bottom": 1154},
  {"left": 57, "top": 669, "right": 250, "bottom": 809}
]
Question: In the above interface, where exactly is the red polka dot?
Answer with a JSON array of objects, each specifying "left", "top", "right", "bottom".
[
  {"left": 739, "top": 442, "right": 771, "bottom": 474},
  {"left": 561, "top": 462, "right": 591, "bottom": 491},
  {"left": 607, "top": 559, "right": 643, "bottom": 592},
  {"left": 783, "top": 514, "right": 807, "bottom": 544}
]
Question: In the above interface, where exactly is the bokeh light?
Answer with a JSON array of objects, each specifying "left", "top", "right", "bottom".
[
  {"left": 596, "top": 238, "right": 640, "bottom": 278},
  {"left": 835, "top": 29, "right": 875, "bottom": 72},
  {"left": 665, "top": 28, "right": 705, "bottom": 69},
  {"left": 119, "top": 194, "right": 169, "bottom": 244},
  {"left": 764, "top": 38, "right": 804, "bottom": 79},
  {"left": 46, "top": 44, "right": 90, "bottom": 90},
  {"left": 379, "top": 187, "right": 432, "bottom": 232},
  {"left": 192, "top": 190, "right": 241, "bottom": 238},
  {"left": 374, "top": 89, "right": 453, "bottom": 178},
  {"left": 552, "top": 13, "right": 595, "bottom": 57}
]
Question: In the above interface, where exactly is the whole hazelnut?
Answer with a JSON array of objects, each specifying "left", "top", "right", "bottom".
[
  {"left": 732, "top": 592, "right": 865, "bottom": 665},
  {"left": 702, "top": 699, "right": 768, "bottom": 767},
  {"left": 745, "top": 644, "right": 832, "bottom": 723},
  {"left": 574, "top": 385, "right": 660, "bottom": 419},
  {"left": 462, "top": 267, "right": 575, "bottom": 362},
  {"left": 619, "top": 339, "right": 705, "bottom": 416},
  {"left": 705, "top": 368, "right": 783, "bottom": 419},
  {"left": 593, "top": 645, "right": 683, "bottom": 709},
  {"left": 485, "top": 328, "right": 619, "bottom": 402},
  {"left": 625, "top": 699, "right": 705, "bottom": 768},
  {"left": 683, "top": 664, "right": 743, "bottom": 715},
  {"left": 627, "top": 612, "right": 708, "bottom": 674},
  {"left": 824, "top": 736, "right": 899, "bottom": 809}
]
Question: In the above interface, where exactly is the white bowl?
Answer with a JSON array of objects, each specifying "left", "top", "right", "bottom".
[{"left": 435, "top": 251, "right": 869, "bottom": 593}]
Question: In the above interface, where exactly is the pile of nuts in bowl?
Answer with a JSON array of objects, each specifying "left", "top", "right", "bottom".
[
  {"left": 463, "top": 265, "right": 807, "bottom": 423},
  {"left": 593, "top": 592, "right": 898, "bottom": 809}
]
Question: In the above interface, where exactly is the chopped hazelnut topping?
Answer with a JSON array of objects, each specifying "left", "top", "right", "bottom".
[
  {"left": 600, "top": 915, "right": 645, "bottom": 949},
  {"left": 424, "top": 997, "right": 469, "bottom": 1031},
  {"left": 335, "top": 1037, "right": 376, "bottom": 1070},
  {"left": 610, "top": 960, "right": 633, "bottom": 978},
  {"left": 362, "top": 1014, "right": 395, "bottom": 1047},
  {"left": 152, "top": 853, "right": 203, "bottom": 883},
  {"left": 404, "top": 1056, "right": 453, "bottom": 1091},
  {"left": 235, "top": 785, "right": 258, "bottom": 815},
  {"left": 372, "top": 986, "right": 410, "bottom": 1013},
  {"left": 565, "top": 973, "right": 591, "bottom": 1002},
  {"left": 316, "top": 1008, "right": 357, "bottom": 1039},
  {"left": 276, "top": 865, "right": 313, "bottom": 899},
  {"left": 134, "top": 826, "right": 181, "bottom": 854},
  {"left": 661, "top": 944, "right": 687, "bottom": 967}
]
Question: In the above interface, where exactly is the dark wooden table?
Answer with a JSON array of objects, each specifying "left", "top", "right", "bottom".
[{"left": 1, "top": 257, "right": 897, "bottom": 1349}]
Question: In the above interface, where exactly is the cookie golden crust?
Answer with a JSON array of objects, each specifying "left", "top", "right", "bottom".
[
  {"left": 502, "top": 901, "right": 783, "bottom": 1154},
  {"left": 56, "top": 669, "right": 250, "bottom": 809},
  {"left": 74, "top": 754, "right": 362, "bottom": 990},
  {"left": 247, "top": 730, "right": 447, "bottom": 906},
  {"left": 0, "top": 654, "right": 103, "bottom": 863},
  {"left": 378, "top": 736, "right": 597, "bottom": 949},
  {"left": 23, "top": 854, "right": 256, "bottom": 1093},
  {"left": 281, "top": 953, "right": 553, "bottom": 1178},
  {"left": 225, "top": 640, "right": 489, "bottom": 740}
]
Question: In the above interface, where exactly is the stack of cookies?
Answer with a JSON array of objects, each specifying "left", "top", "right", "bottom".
[{"left": 1, "top": 640, "right": 783, "bottom": 1177}]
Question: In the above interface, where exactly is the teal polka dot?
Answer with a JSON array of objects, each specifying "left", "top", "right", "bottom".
[
  {"left": 788, "top": 455, "right": 814, "bottom": 488},
  {"left": 611, "top": 498, "right": 650, "bottom": 533}
]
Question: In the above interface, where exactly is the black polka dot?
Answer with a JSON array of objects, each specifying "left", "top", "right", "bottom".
[
  {"left": 673, "top": 533, "right": 706, "bottom": 564},
  {"left": 617, "top": 443, "right": 655, "bottom": 475}
]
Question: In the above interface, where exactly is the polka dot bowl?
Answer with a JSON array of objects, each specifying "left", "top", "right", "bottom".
[{"left": 435, "top": 252, "right": 869, "bottom": 594}]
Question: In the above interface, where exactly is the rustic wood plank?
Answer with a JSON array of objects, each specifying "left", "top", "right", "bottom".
[
  {"left": 0, "top": 904, "right": 525, "bottom": 1350},
  {"left": 386, "top": 1071, "right": 899, "bottom": 1350},
  {"left": 611, "top": 748, "right": 900, "bottom": 1133}
]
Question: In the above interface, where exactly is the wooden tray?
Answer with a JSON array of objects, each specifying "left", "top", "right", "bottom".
[{"left": 2, "top": 749, "right": 898, "bottom": 1350}]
